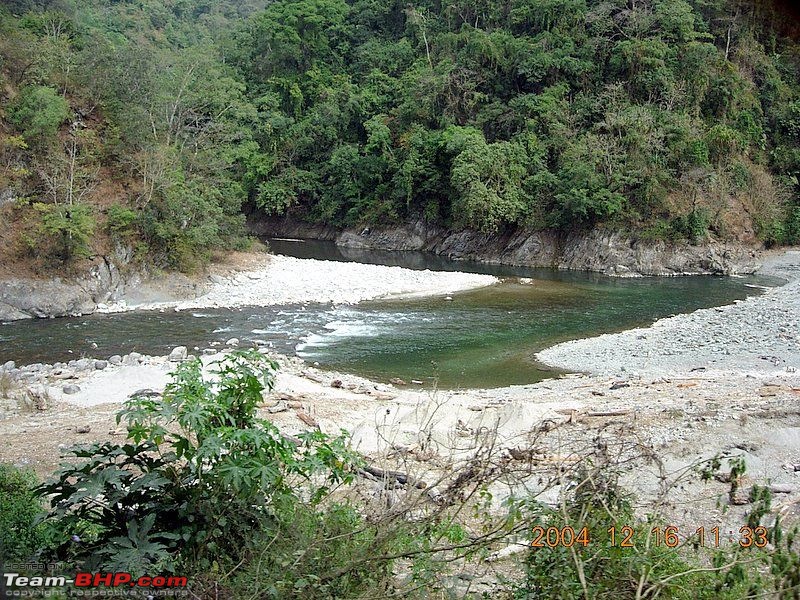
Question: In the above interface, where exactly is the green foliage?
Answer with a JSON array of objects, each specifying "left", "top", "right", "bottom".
[
  {"left": 0, "top": 464, "right": 46, "bottom": 563},
  {"left": 105, "top": 204, "right": 137, "bottom": 237},
  {"left": 7, "top": 86, "right": 69, "bottom": 147},
  {"left": 2, "top": 0, "right": 800, "bottom": 262},
  {"left": 671, "top": 208, "right": 711, "bottom": 244},
  {"left": 37, "top": 351, "right": 362, "bottom": 580},
  {"left": 32, "top": 201, "right": 95, "bottom": 260},
  {"left": 512, "top": 464, "right": 800, "bottom": 599}
]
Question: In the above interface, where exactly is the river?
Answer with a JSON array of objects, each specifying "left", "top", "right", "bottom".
[{"left": 0, "top": 240, "right": 780, "bottom": 388}]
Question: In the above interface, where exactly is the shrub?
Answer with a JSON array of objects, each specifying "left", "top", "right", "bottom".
[
  {"left": 671, "top": 208, "right": 710, "bottom": 243},
  {"left": 32, "top": 201, "right": 95, "bottom": 260},
  {"left": 37, "top": 351, "right": 362, "bottom": 579},
  {"left": 105, "top": 204, "right": 138, "bottom": 236},
  {"left": 0, "top": 464, "right": 46, "bottom": 562},
  {"left": 7, "top": 86, "right": 70, "bottom": 147},
  {"left": 512, "top": 458, "right": 800, "bottom": 599}
]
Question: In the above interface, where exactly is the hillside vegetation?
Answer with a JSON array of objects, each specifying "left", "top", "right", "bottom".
[{"left": 0, "top": 0, "right": 799, "bottom": 272}]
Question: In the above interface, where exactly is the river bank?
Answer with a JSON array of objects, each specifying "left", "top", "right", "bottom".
[
  {"left": 0, "top": 220, "right": 765, "bottom": 321},
  {"left": 251, "top": 217, "right": 762, "bottom": 277},
  {"left": 1, "top": 249, "right": 799, "bottom": 551},
  {"left": 103, "top": 253, "right": 498, "bottom": 313},
  {"left": 537, "top": 249, "right": 800, "bottom": 378},
  {"left": 0, "top": 250, "right": 498, "bottom": 321}
]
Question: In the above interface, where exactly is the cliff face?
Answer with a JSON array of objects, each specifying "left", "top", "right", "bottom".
[
  {"left": 0, "top": 254, "right": 207, "bottom": 322},
  {"left": 251, "top": 218, "right": 762, "bottom": 277}
]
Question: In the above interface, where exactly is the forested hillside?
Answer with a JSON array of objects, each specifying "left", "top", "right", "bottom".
[{"left": 1, "top": 0, "right": 799, "bottom": 272}]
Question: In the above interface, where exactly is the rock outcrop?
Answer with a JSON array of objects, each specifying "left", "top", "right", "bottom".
[
  {"left": 0, "top": 257, "right": 122, "bottom": 321},
  {"left": 251, "top": 217, "right": 762, "bottom": 277},
  {"left": 0, "top": 254, "right": 208, "bottom": 322}
]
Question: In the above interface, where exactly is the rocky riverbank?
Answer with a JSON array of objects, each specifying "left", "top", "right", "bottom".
[
  {"left": 537, "top": 249, "right": 800, "bottom": 378},
  {"left": 251, "top": 217, "right": 762, "bottom": 277},
  {"left": 1, "top": 340, "right": 798, "bottom": 543},
  {"left": 102, "top": 254, "right": 498, "bottom": 313}
]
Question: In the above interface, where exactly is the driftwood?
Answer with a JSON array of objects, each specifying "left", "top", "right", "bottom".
[
  {"left": 586, "top": 409, "right": 632, "bottom": 417},
  {"left": 302, "top": 370, "right": 326, "bottom": 384},
  {"left": 554, "top": 408, "right": 631, "bottom": 418},
  {"left": 295, "top": 410, "right": 319, "bottom": 428},
  {"left": 358, "top": 464, "right": 428, "bottom": 490}
]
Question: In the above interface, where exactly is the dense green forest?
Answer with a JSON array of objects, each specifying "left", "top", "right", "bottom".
[{"left": 1, "top": 0, "right": 799, "bottom": 270}]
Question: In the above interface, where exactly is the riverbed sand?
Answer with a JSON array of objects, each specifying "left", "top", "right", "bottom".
[{"left": 103, "top": 254, "right": 498, "bottom": 312}]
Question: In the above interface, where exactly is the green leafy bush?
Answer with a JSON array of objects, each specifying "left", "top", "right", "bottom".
[
  {"left": 7, "top": 86, "right": 69, "bottom": 147},
  {"left": 105, "top": 204, "right": 138, "bottom": 236},
  {"left": 671, "top": 208, "right": 710, "bottom": 243},
  {"left": 0, "top": 464, "right": 46, "bottom": 562},
  {"left": 38, "top": 351, "right": 361, "bottom": 579},
  {"left": 32, "top": 202, "right": 95, "bottom": 260}
]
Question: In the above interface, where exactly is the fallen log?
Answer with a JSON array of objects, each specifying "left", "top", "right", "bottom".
[
  {"left": 586, "top": 409, "right": 632, "bottom": 417},
  {"left": 358, "top": 464, "right": 428, "bottom": 489}
]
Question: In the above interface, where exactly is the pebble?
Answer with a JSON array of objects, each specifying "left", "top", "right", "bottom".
[
  {"left": 94, "top": 360, "right": 108, "bottom": 370},
  {"left": 109, "top": 355, "right": 122, "bottom": 365},
  {"left": 62, "top": 384, "right": 81, "bottom": 395},
  {"left": 225, "top": 338, "right": 239, "bottom": 346}
]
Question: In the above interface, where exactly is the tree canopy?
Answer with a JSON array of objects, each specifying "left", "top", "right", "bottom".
[{"left": 1, "top": 0, "right": 799, "bottom": 269}]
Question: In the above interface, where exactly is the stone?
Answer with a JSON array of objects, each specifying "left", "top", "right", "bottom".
[
  {"left": 75, "top": 425, "right": 91, "bottom": 434},
  {"left": 225, "top": 338, "right": 239, "bottom": 347},
  {"left": 108, "top": 355, "right": 122, "bottom": 365},
  {"left": 3, "top": 360, "right": 15, "bottom": 371},
  {"left": 131, "top": 388, "right": 161, "bottom": 398},
  {"left": 168, "top": 346, "right": 188, "bottom": 362},
  {"left": 770, "top": 483, "right": 795, "bottom": 494},
  {"left": 267, "top": 401, "right": 288, "bottom": 414},
  {"left": 62, "top": 384, "right": 81, "bottom": 395},
  {"left": 389, "top": 377, "right": 407, "bottom": 386},
  {"left": 331, "top": 379, "right": 343, "bottom": 388},
  {"left": 122, "top": 352, "right": 143, "bottom": 365},
  {"left": 94, "top": 360, "right": 108, "bottom": 370},
  {"left": 202, "top": 348, "right": 217, "bottom": 355},
  {"left": 73, "top": 358, "right": 94, "bottom": 371}
]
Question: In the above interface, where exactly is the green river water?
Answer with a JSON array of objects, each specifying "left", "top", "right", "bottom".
[{"left": 0, "top": 240, "right": 780, "bottom": 388}]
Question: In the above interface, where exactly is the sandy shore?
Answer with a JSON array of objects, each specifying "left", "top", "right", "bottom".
[
  {"left": 537, "top": 250, "right": 800, "bottom": 378},
  {"left": 101, "top": 254, "right": 498, "bottom": 312}
]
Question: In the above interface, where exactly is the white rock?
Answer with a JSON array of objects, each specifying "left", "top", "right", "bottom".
[{"left": 168, "top": 346, "right": 188, "bottom": 362}]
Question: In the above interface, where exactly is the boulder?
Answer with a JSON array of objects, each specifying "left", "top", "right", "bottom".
[{"left": 168, "top": 346, "right": 188, "bottom": 362}]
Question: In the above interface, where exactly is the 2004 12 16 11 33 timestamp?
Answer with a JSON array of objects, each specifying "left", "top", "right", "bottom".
[{"left": 530, "top": 525, "right": 770, "bottom": 549}]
